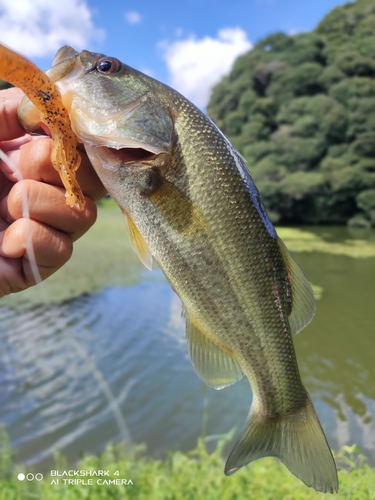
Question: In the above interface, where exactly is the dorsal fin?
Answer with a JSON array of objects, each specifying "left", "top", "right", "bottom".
[
  {"left": 186, "top": 314, "right": 243, "bottom": 389},
  {"left": 123, "top": 210, "right": 153, "bottom": 270},
  {"left": 277, "top": 236, "right": 316, "bottom": 333}
]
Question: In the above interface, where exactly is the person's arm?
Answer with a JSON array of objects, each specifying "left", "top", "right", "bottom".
[{"left": 0, "top": 87, "right": 107, "bottom": 297}]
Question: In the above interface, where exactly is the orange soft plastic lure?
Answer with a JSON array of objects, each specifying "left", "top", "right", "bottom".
[{"left": 0, "top": 44, "right": 85, "bottom": 209}]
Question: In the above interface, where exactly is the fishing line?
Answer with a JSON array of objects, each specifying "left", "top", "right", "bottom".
[
  {"left": 0, "top": 146, "right": 131, "bottom": 451},
  {"left": 0, "top": 147, "right": 42, "bottom": 288},
  {"left": 66, "top": 331, "right": 132, "bottom": 446}
]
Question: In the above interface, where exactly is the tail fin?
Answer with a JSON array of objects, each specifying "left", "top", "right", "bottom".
[{"left": 225, "top": 396, "right": 338, "bottom": 493}]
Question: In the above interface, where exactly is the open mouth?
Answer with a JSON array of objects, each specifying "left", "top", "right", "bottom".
[
  {"left": 97, "top": 146, "right": 159, "bottom": 165},
  {"left": 113, "top": 147, "right": 158, "bottom": 163},
  {"left": 34, "top": 124, "right": 157, "bottom": 164}
]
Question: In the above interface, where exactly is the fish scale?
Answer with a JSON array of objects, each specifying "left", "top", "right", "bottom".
[{"left": 18, "top": 45, "right": 338, "bottom": 493}]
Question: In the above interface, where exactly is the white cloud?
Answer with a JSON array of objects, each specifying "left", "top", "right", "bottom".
[
  {"left": 161, "top": 27, "right": 252, "bottom": 109},
  {"left": 0, "top": 0, "right": 104, "bottom": 58},
  {"left": 288, "top": 27, "right": 306, "bottom": 36},
  {"left": 124, "top": 11, "right": 142, "bottom": 24}
]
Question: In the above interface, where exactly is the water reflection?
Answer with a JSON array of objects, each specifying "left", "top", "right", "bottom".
[
  {"left": 0, "top": 224, "right": 374, "bottom": 468},
  {"left": 293, "top": 252, "right": 375, "bottom": 415}
]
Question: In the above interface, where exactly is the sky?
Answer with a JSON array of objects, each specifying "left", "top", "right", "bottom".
[{"left": 0, "top": 0, "right": 351, "bottom": 109}]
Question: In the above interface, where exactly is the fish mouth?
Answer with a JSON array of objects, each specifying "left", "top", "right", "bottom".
[
  {"left": 100, "top": 146, "right": 158, "bottom": 164},
  {"left": 23, "top": 119, "right": 157, "bottom": 164}
]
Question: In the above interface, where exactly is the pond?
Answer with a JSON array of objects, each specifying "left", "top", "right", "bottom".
[{"left": 0, "top": 205, "right": 374, "bottom": 471}]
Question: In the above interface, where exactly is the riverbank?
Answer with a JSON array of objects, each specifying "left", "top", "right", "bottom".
[
  {"left": 0, "top": 429, "right": 374, "bottom": 500},
  {"left": 2, "top": 201, "right": 375, "bottom": 307}
]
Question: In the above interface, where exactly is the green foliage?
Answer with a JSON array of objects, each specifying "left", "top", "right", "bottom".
[
  {"left": 0, "top": 423, "right": 374, "bottom": 500},
  {"left": 356, "top": 189, "right": 375, "bottom": 223},
  {"left": 329, "top": 77, "right": 375, "bottom": 104},
  {"left": 335, "top": 50, "right": 375, "bottom": 77},
  {"left": 207, "top": 0, "right": 375, "bottom": 225},
  {"left": 356, "top": 189, "right": 375, "bottom": 211},
  {"left": 268, "top": 62, "right": 324, "bottom": 101},
  {"left": 318, "top": 65, "right": 346, "bottom": 89}
]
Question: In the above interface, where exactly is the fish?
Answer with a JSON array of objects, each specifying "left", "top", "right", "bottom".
[
  {"left": 18, "top": 46, "right": 338, "bottom": 493},
  {"left": 0, "top": 43, "right": 85, "bottom": 209}
]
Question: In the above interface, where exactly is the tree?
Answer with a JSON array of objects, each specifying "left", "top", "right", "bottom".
[{"left": 207, "top": 0, "right": 375, "bottom": 226}]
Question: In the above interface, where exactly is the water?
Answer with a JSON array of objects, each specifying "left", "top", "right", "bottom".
[{"left": 0, "top": 208, "right": 374, "bottom": 469}]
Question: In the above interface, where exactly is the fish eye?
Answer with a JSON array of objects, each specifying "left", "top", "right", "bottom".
[{"left": 96, "top": 58, "right": 122, "bottom": 74}]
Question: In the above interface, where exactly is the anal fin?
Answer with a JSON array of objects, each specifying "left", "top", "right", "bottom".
[{"left": 186, "top": 314, "right": 243, "bottom": 389}]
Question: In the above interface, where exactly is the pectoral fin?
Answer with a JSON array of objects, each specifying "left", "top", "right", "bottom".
[
  {"left": 277, "top": 237, "right": 316, "bottom": 333},
  {"left": 123, "top": 210, "right": 153, "bottom": 270},
  {"left": 186, "top": 314, "right": 243, "bottom": 389},
  {"left": 146, "top": 170, "right": 207, "bottom": 238}
]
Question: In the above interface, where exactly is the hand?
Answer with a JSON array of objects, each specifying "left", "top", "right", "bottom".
[{"left": 0, "top": 87, "right": 107, "bottom": 297}]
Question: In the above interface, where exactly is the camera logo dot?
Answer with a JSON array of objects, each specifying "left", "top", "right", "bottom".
[{"left": 17, "top": 472, "right": 43, "bottom": 481}]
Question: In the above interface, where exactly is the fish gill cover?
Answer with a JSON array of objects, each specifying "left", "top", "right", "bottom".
[{"left": 207, "top": 0, "right": 375, "bottom": 228}]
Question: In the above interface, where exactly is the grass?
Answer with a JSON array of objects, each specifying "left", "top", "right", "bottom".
[
  {"left": 277, "top": 227, "right": 375, "bottom": 258},
  {"left": 0, "top": 425, "right": 374, "bottom": 500}
]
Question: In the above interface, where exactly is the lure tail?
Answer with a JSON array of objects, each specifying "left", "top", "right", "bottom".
[{"left": 225, "top": 395, "right": 338, "bottom": 493}]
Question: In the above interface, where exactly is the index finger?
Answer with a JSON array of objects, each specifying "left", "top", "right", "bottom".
[{"left": 0, "top": 88, "right": 26, "bottom": 141}]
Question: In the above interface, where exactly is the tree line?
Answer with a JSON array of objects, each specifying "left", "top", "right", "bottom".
[{"left": 207, "top": 0, "right": 375, "bottom": 226}]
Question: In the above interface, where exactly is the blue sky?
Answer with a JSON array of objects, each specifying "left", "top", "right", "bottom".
[{"left": 0, "top": 0, "right": 350, "bottom": 108}]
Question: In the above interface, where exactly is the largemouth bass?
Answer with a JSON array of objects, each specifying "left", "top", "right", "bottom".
[{"left": 18, "top": 46, "right": 338, "bottom": 493}]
